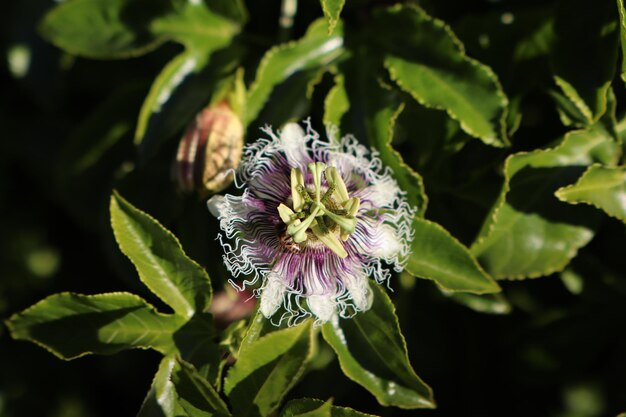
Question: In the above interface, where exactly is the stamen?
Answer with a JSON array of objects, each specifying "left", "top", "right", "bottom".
[
  {"left": 311, "top": 224, "right": 348, "bottom": 258},
  {"left": 308, "top": 162, "right": 327, "bottom": 202},
  {"left": 290, "top": 168, "right": 305, "bottom": 212},
  {"left": 296, "top": 185, "right": 313, "bottom": 204},
  {"left": 321, "top": 205, "right": 356, "bottom": 234},
  {"left": 325, "top": 166, "right": 349, "bottom": 204},
  {"left": 287, "top": 205, "right": 321, "bottom": 243},
  {"left": 321, "top": 183, "right": 336, "bottom": 204}
]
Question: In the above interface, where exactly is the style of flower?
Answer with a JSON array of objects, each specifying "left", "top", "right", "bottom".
[{"left": 208, "top": 121, "right": 415, "bottom": 324}]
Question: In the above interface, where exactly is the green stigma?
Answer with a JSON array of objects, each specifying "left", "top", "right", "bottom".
[{"left": 277, "top": 163, "right": 359, "bottom": 258}]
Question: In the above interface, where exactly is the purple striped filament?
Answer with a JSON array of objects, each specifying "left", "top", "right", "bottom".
[{"left": 208, "top": 121, "right": 416, "bottom": 325}]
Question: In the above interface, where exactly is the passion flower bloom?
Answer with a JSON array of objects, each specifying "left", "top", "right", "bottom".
[{"left": 208, "top": 121, "right": 415, "bottom": 324}]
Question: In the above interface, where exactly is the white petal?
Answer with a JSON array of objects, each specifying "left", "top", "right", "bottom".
[
  {"left": 260, "top": 272, "right": 287, "bottom": 318},
  {"left": 371, "top": 223, "right": 403, "bottom": 260},
  {"left": 345, "top": 273, "right": 373, "bottom": 311},
  {"left": 365, "top": 177, "right": 402, "bottom": 207},
  {"left": 280, "top": 123, "right": 308, "bottom": 167},
  {"left": 307, "top": 294, "right": 336, "bottom": 322},
  {"left": 207, "top": 195, "right": 225, "bottom": 218}
]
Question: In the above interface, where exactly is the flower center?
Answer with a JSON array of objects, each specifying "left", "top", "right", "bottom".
[{"left": 277, "top": 162, "right": 360, "bottom": 258}]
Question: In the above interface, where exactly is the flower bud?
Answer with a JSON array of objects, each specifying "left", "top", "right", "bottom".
[{"left": 174, "top": 103, "right": 244, "bottom": 194}]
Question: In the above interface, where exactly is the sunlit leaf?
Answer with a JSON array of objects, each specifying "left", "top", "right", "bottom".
[
  {"left": 556, "top": 164, "right": 626, "bottom": 223},
  {"left": 407, "top": 217, "right": 499, "bottom": 293},
  {"left": 320, "top": 0, "right": 345, "bottom": 34},
  {"left": 323, "top": 73, "right": 349, "bottom": 130},
  {"left": 245, "top": 19, "right": 345, "bottom": 125},
  {"left": 5, "top": 292, "right": 185, "bottom": 360},
  {"left": 137, "top": 356, "right": 189, "bottom": 417},
  {"left": 110, "top": 192, "right": 212, "bottom": 319},
  {"left": 374, "top": 4, "right": 509, "bottom": 147},
  {"left": 321, "top": 285, "right": 435, "bottom": 409},
  {"left": 281, "top": 399, "right": 378, "bottom": 417},
  {"left": 471, "top": 123, "right": 621, "bottom": 279},
  {"left": 224, "top": 321, "right": 314, "bottom": 417}
]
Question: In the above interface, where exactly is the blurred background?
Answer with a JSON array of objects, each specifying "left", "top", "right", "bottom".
[{"left": 2, "top": 0, "right": 626, "bottom": 416}]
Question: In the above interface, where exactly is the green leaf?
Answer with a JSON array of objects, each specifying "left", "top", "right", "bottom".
[
  {"left": 321, "top": 285, "right": 435, "bottom": 409},
  {"left": 245, "top": 19, "right": 345, "bottom": 125},
  {"left": 281, "top": 399, "right": 378, "bottom": 417},
  {"left": 40, "top": 0, "right": 241, "bottom": 59},
  {"left": 471, "top": 124, "right": 621, "bottom": 279},
  {"left": 337, "top": 53, "right": 427, "bottom": 214},
  {"left": 362, "top": 90, "right": 427, "bottom": 215},
  {"left": 138, "top": 356, "right": 189, "bottom": 417},
  {"left": 618, "top": 0, "right": 626, "bottom": 82},
  {"left": 5, "top": 292, "right": 185, "bottom": 360},
  {"left": 39, "top": 0, "right": 170, "bottom": 59},
  {"left": 374, "top": 4, "right": 509, "bottom": 147},
  {"left": 110, "top": 192, "right": 212, "bottom": 319},
  {"left": 556, "top": 164, "right": 626, "bottom": 223},
  {"left": 133, "top": 40, "right": 243, "bottom": 157},
  {"left": 171, "top": 359, "right": 231, "bottom": 417},
  {"left": 323, "top": 73, "right": 349, "bottom": 130},
  {"left": 256, "top": 66, "right": 328, "bottom": 128},
  {"left": 320, "top": 0, "right": 345, "bottom": 34},
  {"left": 282, "top": 399, "right": 332, "bottom": 417},
  {"left": 224, "top": 321, "right": 314, "bottom": 417},
  {"left": 551, "top": 0, "right": 619, "bottom": 123},
  {"left": 440, "top": 291, "right": 511, "bottom": 315},
  {"left": 149, "top": 1, "right": 240, "bottom": 51},
  {"left": 407, "top": 217, "right": 499, "bottom": 293}
]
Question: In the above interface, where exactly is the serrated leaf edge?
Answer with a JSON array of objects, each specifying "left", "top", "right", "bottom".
[
  {"left": 110, "top": 191, "right": 212, "bottom": 318},
  {"left": 555, "top": 163, "right": 626, "bottom": 222},
  {"left": 323, "top": 288, "right": 436, "bottom": 409},
  {"left": 470, "top": 128, "right": 608, "bottom": 280},
  {"left": 408, "top": 217, "right": 500, "bottom": 293},
  {"left": 382, "top": 3, "right": 509, "bottom": 148},
  {"left": 4, "top": 291, "right": 171, "bottom": 361}
]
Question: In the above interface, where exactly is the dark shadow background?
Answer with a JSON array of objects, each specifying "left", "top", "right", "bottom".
[{"left": 1, "top": 0, "right": 626, "bottom": 416}]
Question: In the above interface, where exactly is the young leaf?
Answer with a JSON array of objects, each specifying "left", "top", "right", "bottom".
[
  {"left": 373, "top": 4, "right": 509, "bottom": 147},
  {"left": 110, "top": 192, "right": 212, "bottom": 319},
  {"left": 471, "top": 124, "right": 621, "bottom": 279},
  {"left": 551, "top": 0, "right": 619, "bottom": 123},
  {"left": 5, "top": 292, "right": 185, "bottom": 360},
  {"left": 245, "top": 19, "right": 345, "bottom": 125},
  {"left": 321, "top": 285, "right": 435, "bottom": 409},
  {"left": 320, "top": 0, "right": 345, "bottom": 35},
  {"left": 555, "top": 164, "right": 626, "bottom": 223},
  {"left": 137, "top": 356, "right": 189, "bottom": 417},
  {"left": 281, "top": 398, "right": 379, "bottom": 417},
  {"left": 224, "top": 321, "right": 314, "bottom": 417},
  {"left": 171, "top": 359, "right": 231, "bottom": 417},
  {"left": 407, "top": 217, "right": 500, "bottom": 293}
]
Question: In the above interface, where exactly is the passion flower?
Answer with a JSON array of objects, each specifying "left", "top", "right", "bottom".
[{"left": 208, "top": 121, "right": 415, "bottom": 324}]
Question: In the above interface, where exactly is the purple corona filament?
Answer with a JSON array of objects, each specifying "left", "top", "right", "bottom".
[{"left": 208, "top": 121, "right": 415, "bottom": 325}]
